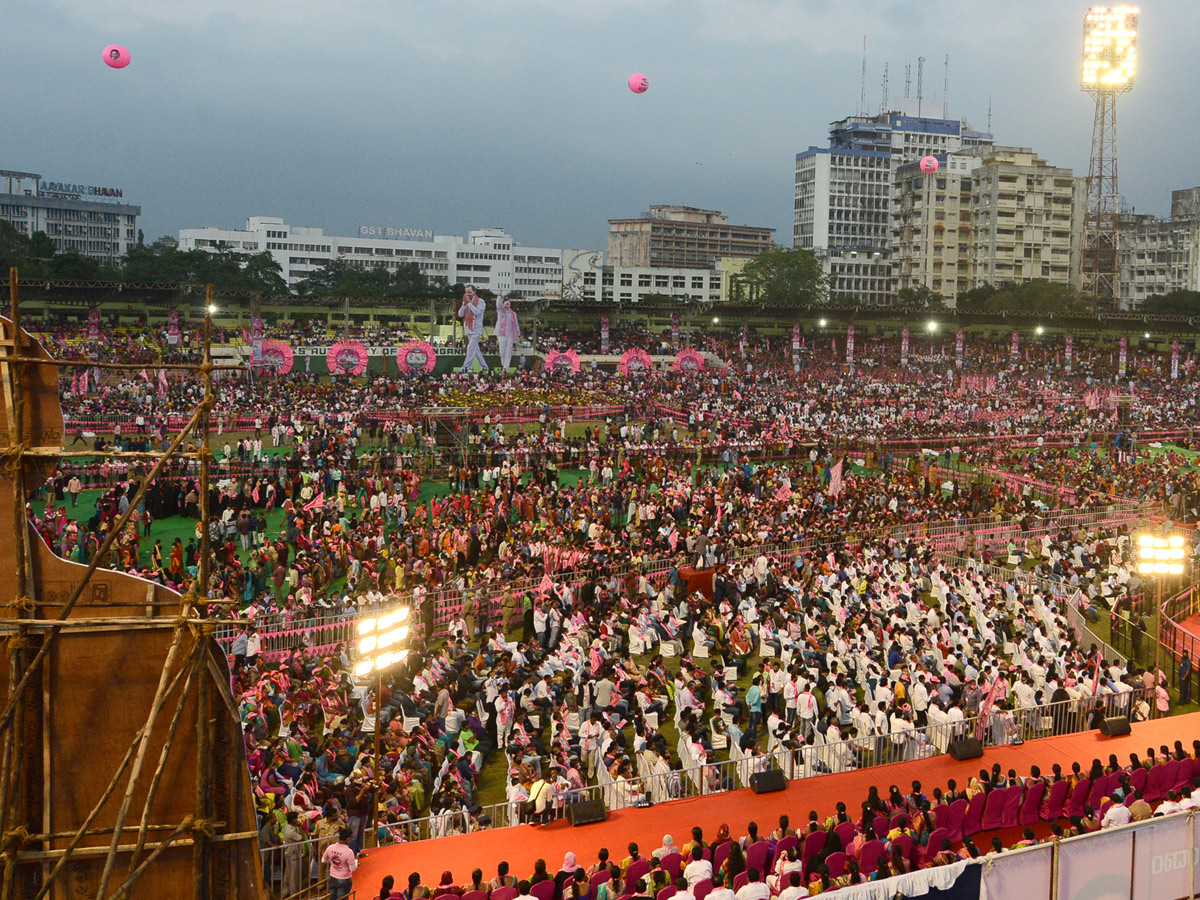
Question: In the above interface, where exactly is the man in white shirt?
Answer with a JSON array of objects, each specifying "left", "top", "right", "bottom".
[
  {"left": 706, "top": 875, "right": 736, "bottom": 900},
  {"left": 778, "top": 871, "right": 809, "bottom": 900},
  {"left": 1101, "top": 801, "right": 1132, "bottom": 828},
  {"left": 735, "top": 869, "right": 770, "bottom": 900},
  {"left": 1158, "top": 790, "right": 1183, "bottom": 815},
  {"left": 683, "top": 849, "right": 712, "bottom": 888}
]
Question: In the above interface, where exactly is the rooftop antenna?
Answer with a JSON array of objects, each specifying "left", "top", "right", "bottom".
[
  {"left": 858, "top": 35, "right": 868, "bottom": 116},
  {"left": 943, "top": 53, "right": 950, "bottom": 119},
  {"left": 917, "top": 56, "right": 925, "bottom": 117},
  {"left": 987, "top": 94, "right": 993, "bottom": 130},
  {"left": 904, "top": 62, "right": 912, "bottom": 99},
  {"left": 880, "top": 62, "right": 889, "bottom": 114}
]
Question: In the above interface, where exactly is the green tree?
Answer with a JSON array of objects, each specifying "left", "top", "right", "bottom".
[
  {"left": 1140, "top": 290, "right": 1200, "bottom": 316},
  {"left": 739, "top": 246, "right": 828, "bottom": 306},
  {"left": 897, "top": 285, "right": 947, "bottom": 310},
  {"left": 958, "top": 280, "right": 1091, "bottom": 315},
  {"left": 27, "top": 231, "right": 57, "bottom": 261}
]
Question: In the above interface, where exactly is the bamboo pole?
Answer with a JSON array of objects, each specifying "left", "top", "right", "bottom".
[{"left": 94, "top": 624, "right": 190, "bottom": 899}]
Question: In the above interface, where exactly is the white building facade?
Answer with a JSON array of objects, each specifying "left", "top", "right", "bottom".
[
  {"left": 0, "top": 169, "right": 140, "bottom": 264},
  {"left": 1119, "top": 188, "right": 1200, "bottom": 309},
  {"left": 178, "top": 217, "right": 589, "bottom": 296}
]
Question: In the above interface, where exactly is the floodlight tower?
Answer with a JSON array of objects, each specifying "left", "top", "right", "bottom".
[{"left": 1081, "top": 6, "right": 1138, "bottom": 311}]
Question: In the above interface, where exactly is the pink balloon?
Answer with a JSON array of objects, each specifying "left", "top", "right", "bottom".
[
  {"left": 628, "top": 73, "right": 648, "bottom": 94},
  {"left": 103, "top": 45, "right": 131, "bottom": 69},
  {"left": 919, "top": 155, "right": 939, "bottom": 174}
]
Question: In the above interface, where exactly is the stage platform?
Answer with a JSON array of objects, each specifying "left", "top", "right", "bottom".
[{"left": 355, "top": 712, "right": 1200, "bottom": 891}]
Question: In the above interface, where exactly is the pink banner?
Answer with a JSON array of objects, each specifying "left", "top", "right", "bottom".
[
  {"left": 87, "top": 309, "right": 100, "bottom": 341},
  {"left": 600, "top": 314, "right": 609, "bottom": 354},
  {"left": 900, "top": 327, "right": 909, "bottom": 367},
  {"left": 1065, "top": 333, "right": 1073, "bottom": 372},
  {"left": 1119, "top": 336, "right": 1128, "bottom": 377},
  {"left": 167, "top": 310, "right": 180, "bottom": 346},
  {"left": 251, "top": 316, "right": 264, "bottom": 365},
  {"left": 1171, "top": 338, "right": 1179, "bottom": 380},
  {"left": 673, "top": 348, "right": 704, "bottom": 374},
  {"left": 955, "top": 329, "right": 964, "bottom": 369},
  {"left": 845, "top": 325, "right": 855, "bottom": 368},
  {"left": 1010, "top": 330, "right": 1019, "bottom": 362},
  {"left": 791, "top": 323, "right": 800, "bottom": 356},
  {"left": 741, "top": 323, "right": 748, "bottom": 359},
  {"left": 671, "top": 314, "right": 680, "bottom": 350}
]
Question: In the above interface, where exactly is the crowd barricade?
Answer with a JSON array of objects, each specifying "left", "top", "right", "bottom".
[{"left": 259, "top": 836, "right": 332, "bottom": 900}]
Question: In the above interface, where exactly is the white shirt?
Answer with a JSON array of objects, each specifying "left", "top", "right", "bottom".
[
  {"left": 708, "top": 889, "right": 736, "bottom": 900},
  {"left": 779, "top": 887, "right": 810, "bottom": 900},
  {"left": 684, "top": 859, "right": 713, "bottom": 888},
  {"left": 1102, "top": 804, "right": 1132, "bottom": 828},
  {"left": 735, "top": 883, "right": 771, "bottom": 900}
]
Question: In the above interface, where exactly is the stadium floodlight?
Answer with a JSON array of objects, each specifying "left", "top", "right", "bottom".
[
  {"left": 1137, "top": 534, "right": 1185, "bottom": 576},
  {"left": 1082, "top": 6, "right": 1139, "bottom": 92}
]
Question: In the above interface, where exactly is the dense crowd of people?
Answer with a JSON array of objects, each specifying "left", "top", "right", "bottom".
[{"left": 23, "top": 314, "right": 1200, "bottom": 900}]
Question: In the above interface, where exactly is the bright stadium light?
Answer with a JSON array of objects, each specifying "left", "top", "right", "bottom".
[
  {"left": 818, "top": 318, "right": 827, "bottom": 328},
  {"left": 1136, "top": 530, "right": 1187, "bottom": 718},
  {"left": 1082, "top": 6, "right": 1139, "bottom": 91},
  {"left": 712, "top": 316, "right": 720, "bottom": 324},
  {"left": 1036, "top": 326, "right": 1045, "bottom": 335},
  {"left": 926, "top": 321, "right": 938, "bottom": 333}
]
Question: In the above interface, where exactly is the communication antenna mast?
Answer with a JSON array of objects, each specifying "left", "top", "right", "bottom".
[
  {"left": 943, "top": 53, "right": 950, "bottom": 118},
  {"left": 987, "top": 95, "right": 993, "bottom": 130},
  {"left": 904, "top": 62, "right": 911, "bottom": 99},
  {"left": 858, "top": 35, "right": 868, "bottom": 116},
  {"left": 917, "top": 56, "right": 925, "bottom": 116},
  {"left": 880, "top": 63, "right": 889, "bottom": 114}
]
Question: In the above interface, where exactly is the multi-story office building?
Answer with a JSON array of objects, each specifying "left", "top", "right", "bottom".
[
  {"left": 607, "top": 206, "right": 773, "bottom": 269},
  {"left": 571, "top": 263, "right": 725, "bottom": 305},
  {"left": 0, "top": 169, "right": 140, "bottom": 264},
  {"left": 179, "top": 217, "right": 589, "bottom": 295},
  {"left": 1118, "top": 188, "right": 1200, "bottom": 309},
  {"left": 892, "top": 147, "right": 1085, "bottom": 306},
  {"left": 794, "top": 106, "right": 992, "bottom": 304}
]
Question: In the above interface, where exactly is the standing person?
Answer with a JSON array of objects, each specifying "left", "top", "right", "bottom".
[
  {"left": 457, "top": 285, "right": 489, "bottom": 373},
  {"left": 320, "top": 826, "right": 357, "bottom": 900},
  {"left": 1179, "top": 652, "right": 1193, "bottom": 706},
  {"left": 67, "top": 472, "right": 82, "bottom": 507},
  {"left": 281, "top": 811, "right": 305, "bottom": 897},
  {"left": 495, "top": 294, "right": 520, "bottom": 371}
]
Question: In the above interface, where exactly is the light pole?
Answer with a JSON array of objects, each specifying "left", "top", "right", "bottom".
[
  {"left": 1136, "top": 532, "right": 1185, "bottom": 717},
  {"left": 354, "top": 607, "right": 412, "bottom": 842}
]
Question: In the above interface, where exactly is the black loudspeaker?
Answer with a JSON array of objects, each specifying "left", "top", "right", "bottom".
[
  {"left": 1099, "top": 715, "right": 1131, "bottom": 737},
  {"left": 566, "top": 798, "right": 607, "bottom": 826},
  {"left": 948, "top": 737, "right": 984, "bottom": 760},
  {"left": 750, "top": 769, "right": 787, "bottom": 794}
]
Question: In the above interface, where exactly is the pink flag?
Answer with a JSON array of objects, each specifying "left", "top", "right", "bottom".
[
  {"left": 828, "top": 459, "right": 844, "bottom": 497},
  {"left": 157, "top": 369, "right": 168, "bottom": 397},
  {"left": 139, "top": 368, "right": 150, "bottom": 382},
  {"left": 251, "top": 486, "right": 260, "bottom": 503},
  {"left": 774, "top": 484, "right": 792, "bottom": 503},
  {"left": 537, "top": 574, "right": 555, "bottom": 597},
  {"left": 79, "top": 371, "right": 89, "bottom": 394},
  {"left": 303, "top": 492, "right": 324, "bottom": 512}
]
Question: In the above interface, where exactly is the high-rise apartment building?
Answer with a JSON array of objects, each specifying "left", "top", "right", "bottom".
[
  {"left": 1118, "top": 188, "right": 1200, "bottom": 309},
  {"left": 794, "top": 106, "right": 992, "bottom": 304},
  {"left": 607, "top": 206, "right": 773, "bottom": 269},
  {"left": 892, "top": 146, "right": 1085, "bottom": 306}
]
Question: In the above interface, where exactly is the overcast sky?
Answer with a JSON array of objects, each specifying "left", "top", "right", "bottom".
[{"left": 7, "top": 0, "right": 1197, "bottom": 251}]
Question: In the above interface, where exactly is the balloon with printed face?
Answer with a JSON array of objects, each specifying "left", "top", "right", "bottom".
[
  {"left": 628, "top": 73, "right": 648, "bottom": 94},
  {"left": 102, "top": 45, "right": 131, "bottom": 69},
  {"left": 920, "top": 156, "right": 939, "bottom": 174}
]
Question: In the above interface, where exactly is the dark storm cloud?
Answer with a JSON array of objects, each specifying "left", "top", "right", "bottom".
[{"left": 6, "top": 0, "right": 1196, "bottom": 248}]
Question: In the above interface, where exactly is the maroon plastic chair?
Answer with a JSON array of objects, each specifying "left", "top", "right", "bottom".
[
  {"left": 693, "top": 880, "right": 713, "bottom": 900},
  {"left": 944, "top": 799, "right": 968, "bottom": 843},
  {"left": 1067, "top": 778, "right": 1092, "bottom": 818},
  {"left": 1163, "top": 761, "right": 1182, "bottom": 793},
  {"left": 1099, "top": 799, "right": 1113, "bottom": 818},
  {"left": 1086, "top": 777, "right": 1109, "bottom": 811},
  {"left": 731, "top": 872, "right": 749, "bottom": 893},
  {"left": 890, "top": 833, "right": 914, "bottom": 866},
  {"left": 776, "top": 835, "right": 800, "bottom": 857},
  {"left": 801, "top": 831, "right": 825, "bottom": 865},
  {"left": 1130, "top": 767, "right": 1148, "bottom": 793},
  {"left": 463, "top": 891, "right": 489, "bottom": 900},
  {"left": 963, "top": 792, "right": 985, "bottom": 837},
  {"left": 711, "top": 842, "right": 731, "bottom": 874},
  {"left": 1173, "top": 758, "right": 1195, "bottom": 790},
  {"left": 834, "top": 822, "right": 857, "bottom": 848},
  {"left": 492, "top": 889, "right": 518, "bottom": 900},
  {"left": 1001, "top": 785, "right": 1024, "bottom": 828},
  {"left": 932, "top": 804, "right": 952, "bottom": 831},
  {"left": 660, "top": 853, "right": 682, "bottom": 881},
  {"left": 625, "top": 860, "right": 650, "bottom": 890},
  {"left": 531, "top": 882, "right": 556, "bottom": 900},
  {"left": 655, "top": 887, "right": 677, "bottom": 900},
  {"left": 589, "top": 871, "right": 612, "bottom": 891},
  {"left": 872, "top": 816, "right": 889, "bottom": 839},
  {"left": 1145, "top": 766, "right": 1169, "bottom": 803},
  {"left": 889, "top": 812, "right": 910, "bottom": 831},
  {"left": 1042, "top": 780, "right": 1069, "bottom": 820},
  {"left": 980, "top": 789, "right": 1007, "bottom": 831},
  {"left": 745, "top": 842, "right": 771, "bottom": 877},
  {"left": 1019, "top": 780, "right": 1046, "bottom": 826},
  {"left": 858, "top": 840, "right": 886, "bottom": 875},
  {"left": 825, "top": 852, "right": 847, "bottom": 879},
  {"left": 922, "top": 828, "right": 949, "bottom": 865},
  {"left": 434, "top": 894, "right": 460, "bottom": 900}
]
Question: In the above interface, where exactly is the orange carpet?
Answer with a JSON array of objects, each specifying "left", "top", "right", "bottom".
[{"left": 355, "top": 712, "right": 1200, "bottom": 892}]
